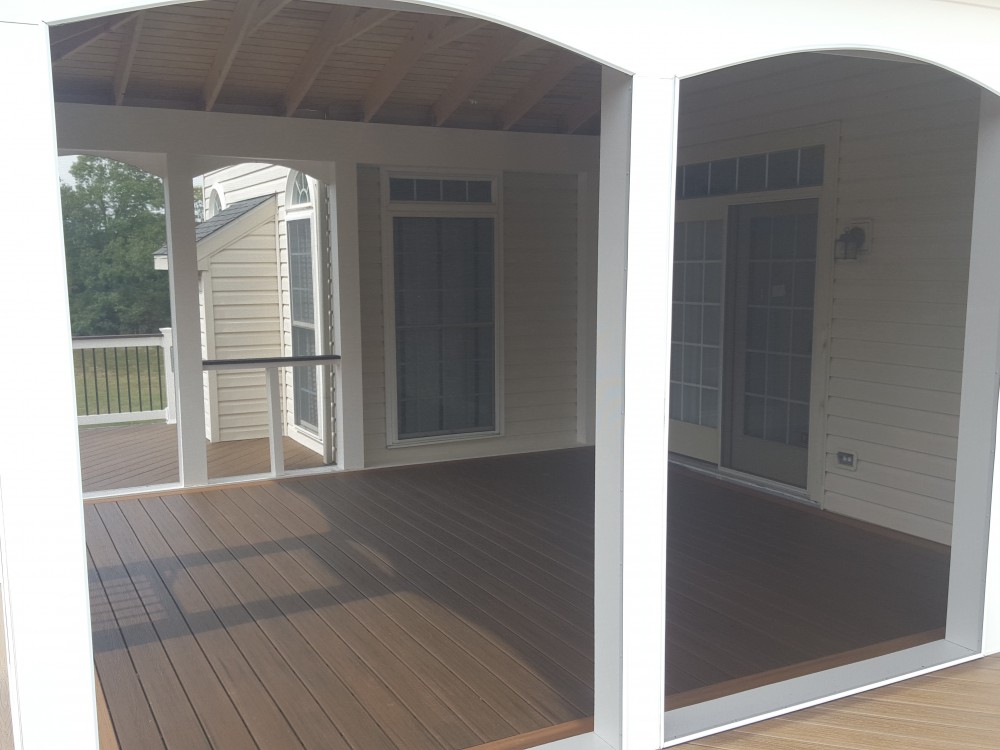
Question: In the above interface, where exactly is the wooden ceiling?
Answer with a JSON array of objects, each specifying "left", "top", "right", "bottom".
[{"left": 49, "top": 0, "right": 603, "bottom": 135}]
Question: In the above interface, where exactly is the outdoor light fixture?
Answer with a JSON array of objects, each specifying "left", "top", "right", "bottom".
[{"left": 834, "top": 220, "right": 872, "bottom": 260}]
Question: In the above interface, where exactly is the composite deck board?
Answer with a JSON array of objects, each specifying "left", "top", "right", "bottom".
[
  {"left": 79, "top": 423, "right": 326, "bottom": 493},
  {"left": 683, "top": 653, "right": 1000, "bottom": 750},
  {"left": 138, "top": 497, "right": 353, "bottom": 749},
  {"left": 88, "top": 448, "right": 952, "bottom": 750},
  {"left": 294, "top": 474, "right": 594, "bottom": 708},
  {"left": 233, "top": 481, "right": 524, "bottom": 742}
]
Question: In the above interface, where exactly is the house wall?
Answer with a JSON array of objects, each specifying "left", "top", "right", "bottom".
[
  {"left": 676, "top": 54, "right": 981, "bottom": 544},
  {"left": 200, "top": 212, "right": 283, "bottom": 443},
  {"left": 205, "top": 163, "right": 325, "bottom": 454},
  {"left": 358, "top": 165, "right": 582, "bottom": 467}
]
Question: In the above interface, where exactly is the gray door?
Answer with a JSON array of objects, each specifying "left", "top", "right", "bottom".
[{"left": 724, "top": 199, "right": 817, "bottom": 488}]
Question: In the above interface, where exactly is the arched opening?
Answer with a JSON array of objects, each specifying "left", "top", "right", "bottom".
[{"left": 29, "top": 3, "right": 1000, "bottom": 750}]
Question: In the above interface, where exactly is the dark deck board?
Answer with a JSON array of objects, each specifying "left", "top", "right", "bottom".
[
  {"left": 79, "top": 423, "right": 327, "bottom": 493},
  {"left": 88, "top": 448, "right": 951, "bottom": 750}
]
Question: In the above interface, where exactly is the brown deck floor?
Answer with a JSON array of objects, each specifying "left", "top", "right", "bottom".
[
  {"left": 79, "top": 423, "right": 327, "bottom": 493},
  {"left": 87, "top": 449, "right": 950, "bottom": 750}
]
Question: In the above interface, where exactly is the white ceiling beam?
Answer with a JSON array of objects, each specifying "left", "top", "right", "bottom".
[
  {"left": 506, "top": 36, "right": 548, "bottom": 60},
  {"left": 203, "top": 0, "right": 260, "bottom": 112},
  {"left": 248, "top": 0, "right": 293, "bottom": 33},
  {"left": 361, "top": 16, "right": 483, "bottom": 123},
  {"left": 562, "top": 91, "right": 601, "bottom": 134},
  {"left": 112, "top": 12, "right": 144, "bottom": 106},
  {"left": 284, "top": 7, "right": 395, "bottom": 116},
  {"left": 50, "top": 12, "right": 137, "bottom": 62},
  {"left": 431, "top": 28, "right": 523, "bottom": 127},
  {"left": 497, "top": 50, "right": 582, "bottom": 131}
]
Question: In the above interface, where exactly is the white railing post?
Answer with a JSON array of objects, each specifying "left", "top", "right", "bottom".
[
  {"left": 266, "top": 366, "right": 285, "bottom": 476},
  {"left": 160, "top": 327, "right": 176, "bottom": 424}
]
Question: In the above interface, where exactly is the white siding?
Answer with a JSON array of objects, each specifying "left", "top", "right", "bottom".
[
  {"left": 201, "top": 213, "right": 282, "bottom": 443},
  {"left": 678, "top": 54, "right": 980, "bottom": 543},
  {"left": 205, "top": 163, "right": 325, "bottom": 453},
  {"left": 358, "top": 166, "right": 581, "bottom": 467}
]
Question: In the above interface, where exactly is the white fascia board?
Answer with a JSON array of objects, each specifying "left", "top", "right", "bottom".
[
  {"left": 29, "top": 0, "right": 1000, "bottom": 93},
  {"left": 55, "top": 103, "right": 599, "bottom": 176}
]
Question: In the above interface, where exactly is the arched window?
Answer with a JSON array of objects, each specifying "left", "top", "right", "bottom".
[
  {"left": 289, "top": 171, "right": 312, "bottom": 207},
  {"left": 206, "top": 189, "right": 223, "bottom": 218},
  {"left": 285, "top": 171, "right": 319, "bottom": 433}
]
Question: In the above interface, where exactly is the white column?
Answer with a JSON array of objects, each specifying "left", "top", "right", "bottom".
[
  {"left": 593, "top": 70, "right": 678, "bottom": 750},
  {"left": 163, "top": 155, "right": 208, "bottom": 486},
  {"left": 576, "top": 170, "right": 598, "bottom": 445},
  {"left": 964, "top": 91, "right": 1000, "bottom": 654},
  {"left": 0, "top": 19, "right": 99, "bottom": 750},
  {"left": 329, "top": 161, "right": 365, "bottom": 470}
]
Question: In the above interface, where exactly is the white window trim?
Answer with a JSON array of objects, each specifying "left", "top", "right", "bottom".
[
  {"left": 284, "top": 170, "right": 326, "bottom": 441},
  {"left": 380, "top": 167, "right": 504, "bottom": 448}
]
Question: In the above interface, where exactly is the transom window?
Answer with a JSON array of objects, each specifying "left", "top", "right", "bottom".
[
  {"left": 677, "top": 145, "right": 824, "bottom": 199},
  {"left": 389, "top": 177, "right": 494, "bottom": 204}
]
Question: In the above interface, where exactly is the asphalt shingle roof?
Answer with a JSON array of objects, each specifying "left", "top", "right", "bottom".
[{"left": 154, "top": 194, "right": 274, "bottom": 257}]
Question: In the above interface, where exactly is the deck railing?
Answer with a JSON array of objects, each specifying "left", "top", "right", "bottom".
[
  {"left": 73, "top": 328, "right": 175, "bottom": 425},
  {"left": 202, "top": 354, "right": 340, "bottom": 476}
]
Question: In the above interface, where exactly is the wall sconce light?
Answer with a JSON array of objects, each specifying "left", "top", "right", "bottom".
[{"left": 834, "top": 219, "right": 872, "bottom": 260}]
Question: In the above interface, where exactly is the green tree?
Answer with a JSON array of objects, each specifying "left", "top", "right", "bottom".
[{"left": 61, "top": 157, "right": 171, "bottom": 335}]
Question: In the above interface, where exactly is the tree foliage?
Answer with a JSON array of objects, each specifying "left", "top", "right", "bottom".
[{"left": 61, "top": 156, "right": 171, "bottom": 336}]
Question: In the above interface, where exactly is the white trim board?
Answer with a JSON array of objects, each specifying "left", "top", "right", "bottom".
[{"left": 55, "top": 103, "right": 599, "bottom": 176}]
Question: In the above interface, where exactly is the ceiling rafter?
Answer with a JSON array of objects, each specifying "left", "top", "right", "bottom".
[
  {"left": 248, "top": 0, "right": 293, "bottom": 33},
  {"left": 112, "top": 12, "right": 144, "bottom": 106},
  {"left": 284, "top": 7, "right": 395, "bottom": 116},
  {"left": 430, "top": 28, "right": 525, "bottom": 127},
  {"left": 561, "top": 91, "right": 601, "bottom": 134},
  {"left": 361, "top": 16, "right": 483, "bottom": 123},
  {"left": 50, "top": 12, "right": 138, "bottom": 62},
  {"left": 497, "top": 50, "right": 583, "bottom": 131},
  {"left": 203, "top": 0, "right": 266, "bottom": 111},
  {"left": 506, "top": 37, "right": 549, "bottom": 59}
]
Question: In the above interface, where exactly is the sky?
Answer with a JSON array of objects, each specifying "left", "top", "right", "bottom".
[{"left": 59, "top": 154, "right": 76, "bottom": 185}]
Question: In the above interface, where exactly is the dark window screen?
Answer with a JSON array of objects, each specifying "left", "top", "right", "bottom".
[{"left": 394, "top": 216, "right": 495, "bottom": 439}]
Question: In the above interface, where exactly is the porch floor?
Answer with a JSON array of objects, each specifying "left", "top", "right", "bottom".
[
  {"left": 86, "top": 448, "right": 950, "bottom": 750},
  {"left": 79, "top": 423, "right": 327, "bottom": 493}
]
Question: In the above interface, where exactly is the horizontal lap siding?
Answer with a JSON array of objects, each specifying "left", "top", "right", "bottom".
[
  {"left": 829, "top": 66, "right": 977, "bottom": 544},
  {"left": 358, "top": 167, "right": 580, "bottom": 467},
  {"left": 206, "top": 216, "right": 281, "bottom": 442},
  {"left": 680, "top": 55, "right": 980, "bottom": 543}
]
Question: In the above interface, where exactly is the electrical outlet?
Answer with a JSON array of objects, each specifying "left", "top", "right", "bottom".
[{"left": 836, "top": 451, "right": 857, "bottom": 471}]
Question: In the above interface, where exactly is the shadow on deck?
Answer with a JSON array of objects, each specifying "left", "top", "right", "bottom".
[{"left": 85, "top": 448, "right": 950, "bottom": 750}]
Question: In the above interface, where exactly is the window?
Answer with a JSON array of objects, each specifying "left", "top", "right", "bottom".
[
  {"left": 385, "top": 173, "right": 499, "bottom": 443},
  {"left": 677, "top": 145, "right": 825, "bottom": 199},
  {"left": 670, "top": 219, "right": 724, "bottom": 428},
  {"left": 286, "top": 171, "right": 320, "bottom": 433},
  {"left": 206, "top": 188, "right": 223, "bottom": 218}
]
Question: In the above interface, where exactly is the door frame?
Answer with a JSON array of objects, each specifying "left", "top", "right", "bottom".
[{"left": 670, "top": 121, "right": 840, "bottom": 504}]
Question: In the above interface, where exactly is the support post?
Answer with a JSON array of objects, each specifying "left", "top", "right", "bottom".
[
  {"left": 0, "top": 19, "right": 99, "bottom": 750},
  {"left": 160, "top": 327, "right": 176, "bottom": 423},
  {"left": 963, "top": 90, "right": 1000, "bottom": 654},
  {"left": 164, "top": 154, "right": 208, "bottom": 486},
  {"left": 329, "top": 161, "right": 365, "bottom": 470},
  {"left": 593, "top": 69, "right": 678, "bottom": 750},
  {"left": 266, "top": 367, "right": 285, "bottom": 476}
]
